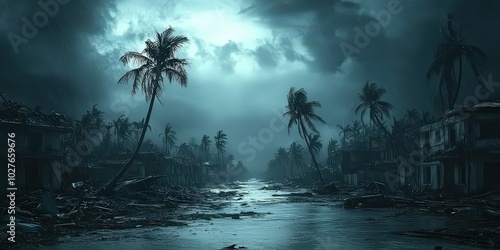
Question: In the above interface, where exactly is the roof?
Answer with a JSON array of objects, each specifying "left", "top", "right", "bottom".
[
  {"left": 444, "top": 100, "right": 500, "bottom": 117},
  {"left": 0, "top": 98, "right": 73, "bottom": 131}
]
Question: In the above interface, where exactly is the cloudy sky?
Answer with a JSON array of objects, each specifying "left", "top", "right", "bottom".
[{"left": 2, "top": 0, "right": 500, "bottom": 172}]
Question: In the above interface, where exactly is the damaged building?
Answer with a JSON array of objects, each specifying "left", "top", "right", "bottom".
[
  {"left": 417, "top": 101, "right": 500, "bottom": 193},
  {"left": 0, "top": 97, "right": 73, "bottom": 192}
]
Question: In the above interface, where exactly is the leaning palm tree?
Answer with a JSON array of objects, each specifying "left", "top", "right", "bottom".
[
  {"left": 214, "top": 130, "right": 227, "bottom": 169},
  {"left": 427, "top": 14, "right": 486, "bottom": 111},
  {"left": 355, "top": 81, "right": 407, "bottom": 156},
  {"left": 200, "top": 135, "right": 211, "bottom": 162},
  {"left": 159, "top": 123, "right": 177, "bottom": 155},
  {"left": 284, "top": 87, "right": 326, "bottom": 185},
  {"left": 99, "top": 26, "right": 189, "bottom": 196}
]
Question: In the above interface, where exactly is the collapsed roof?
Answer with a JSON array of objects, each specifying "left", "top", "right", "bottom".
[{"left": 0, "top": 97, "right": 73, "bottom": 131}]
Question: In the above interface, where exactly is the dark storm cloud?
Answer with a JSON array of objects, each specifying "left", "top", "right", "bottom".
[
  {"left": 242, "top": 0, "right": 500, "bottom": 118},
  {"left": 215, "top": 40, "right": 240, "bottom": 73},
  {"left": 254, "top": 43, "right": 278, "bottom": 69},
  {"left": 1, "top": 0, "right": 117, "bottom": 116}
]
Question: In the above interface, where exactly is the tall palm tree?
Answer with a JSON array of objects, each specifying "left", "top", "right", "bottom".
[
  {"left": 214, "top": 130, "right": 227, "bottom": 169},
  {"left": 99, "top": 26, "right": 189, "bottom": 196},
  {"left": 284, "top": 87, "right": 326, "bottom": 185},
  {"left": 200, "top": 135, "right": 211, "bottom": 162},
  {"left": 159, "top": 123, "right": 177, "bottom": 155},
  {"left": 427, "top": 14, "right": 487, "bottom": 111},
  {"left": 355, "top": 81, "right": 408, "bottom": 156}
]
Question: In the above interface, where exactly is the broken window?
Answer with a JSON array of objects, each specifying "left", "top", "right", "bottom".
[{"left": 423, "top": 166, "right": 431, "bottom": 184}]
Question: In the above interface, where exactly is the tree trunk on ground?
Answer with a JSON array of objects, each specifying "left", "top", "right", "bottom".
[
  {"left": 98, "top": 86, "right": 158, "bottom": 196},
  {"left": 300, "top": 121, "right": 325, "bottom": 186}
]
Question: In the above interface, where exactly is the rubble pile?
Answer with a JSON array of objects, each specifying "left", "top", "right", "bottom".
[{"left": 0, "top": 176, "right": 225, "bottom": 248}]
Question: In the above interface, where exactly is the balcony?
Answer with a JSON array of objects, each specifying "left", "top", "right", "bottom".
[{"left": 475, "top": 139, "right": 500, "bottom": 150}]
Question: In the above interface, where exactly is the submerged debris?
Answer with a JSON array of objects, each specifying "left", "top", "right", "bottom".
[{"left": 0, "top": 176, "right": 242, "bottom": 248}]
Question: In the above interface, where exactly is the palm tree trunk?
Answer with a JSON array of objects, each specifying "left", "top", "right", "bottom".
[
  {"left": 98, "top": 86, "right": 158, "bottom": 196},
  {"left": 452, "top": 56, "right": 463, "bottom": 109},
  {"left": 300, "top": 121, "right": 325, "bottom": 185}
]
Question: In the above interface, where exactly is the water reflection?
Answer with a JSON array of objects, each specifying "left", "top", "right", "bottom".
[{"left": 48, "top": 179, "right": 476, "bottom": 250}]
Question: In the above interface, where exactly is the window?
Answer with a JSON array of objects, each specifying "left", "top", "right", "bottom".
[
  {"left": 449, "top": 125, "right": 457, "bottom": 146},
  {"left": 423, "top": 166, "right": 431, "bottom": 184},
  {"left": 479, "top": 121, "right": 500, "bottom": 139},
  {"left": 434, "top": 129, "right": 441, "bottom": 143},
  {"left": 422, "top": 131, "right": 430, "bottom": 144}
]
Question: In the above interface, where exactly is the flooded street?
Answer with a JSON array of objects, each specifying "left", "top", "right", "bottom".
[{"left": 42, "top": 179, "right": 476, "bottom": 250}]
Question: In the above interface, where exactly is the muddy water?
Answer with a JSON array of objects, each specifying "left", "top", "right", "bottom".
[{"left": 46, "top": 179, "right": 475, "bottom": 250}]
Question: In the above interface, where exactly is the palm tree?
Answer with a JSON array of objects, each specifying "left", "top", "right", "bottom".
[
  {"left": 275, "top": 147, "right": 289, "bottom": 177},
  {"left": 132, "top": 118, "right": 151, "bottom": 148},
  {"left": 200, "top": 135, "right": 211, "bottom": 162},
  {"left": 72, "top": 105, "right": 104, "bottom": 145},
  {"left": 116, "top": 117, "right": 132, "bottom": 150},
  {"left": 427, "top": 14, "right": 487, "bottom": 111},
  {"left": 178, "top": 142, "right": 196, "bottom": 164},
  {"left": 351, "top": 120, "right": 362, "bottom": 142},
  {"left": 327, "top": 138, "right": 339, "bottom": 155},
  {"left": 326, "top": 138, "right": 339, "bottom": 169},
  {"left": 288, "top": 142, "right": 306, "bottom": 177},
  {"left": 101, "top": 122, "right": 113, "bottom": 157},
  {"left": 99, "top": 26, "right": 189, "bottom": 196},
  {"left": 214, "top": 130, "right": 227, "bottom": 169},
  {"left": 159, "top": 123, "right": 177, "bottom": 155},
  {"left": 112, "top": 115, "right": 125, "bottom": 149},
  {"left": 355, "top": 81, "right": 408, "bottom": 156},
  {"left": 403, "top": 109, "right": 420, "bottom": 126},
  {"left": 308, "top": 133, "right": 323, "bottom": 156},
  {"left": 87, "top": 104, "right": 104, "bottom": 129},
  {"left": 284, "top": 87, "right": 326, "bottom": 185},
  {"left": 337, "top": 124, "right": 352, "bottom": 146}
]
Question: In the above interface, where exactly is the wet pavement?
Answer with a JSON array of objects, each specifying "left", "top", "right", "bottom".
[{"left": 36, "top": 179, "right": 478, "bottom": 250}]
